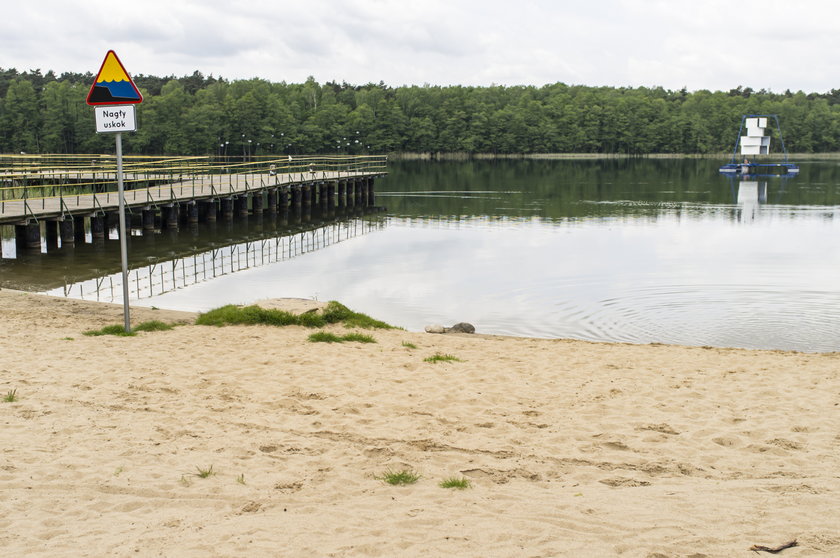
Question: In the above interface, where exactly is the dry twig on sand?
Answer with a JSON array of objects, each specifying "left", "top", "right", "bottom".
[{"left": 748, "top": 539, "right": 798, "bottom": 553}]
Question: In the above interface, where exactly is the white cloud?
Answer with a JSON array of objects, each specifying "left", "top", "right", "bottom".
[{"left": 3, "top": 0, "right": 839, "bottom": 92}]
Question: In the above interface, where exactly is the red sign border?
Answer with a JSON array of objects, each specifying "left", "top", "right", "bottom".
[{"left": 86, "top": 50, "right": 144, "bottom": 106}]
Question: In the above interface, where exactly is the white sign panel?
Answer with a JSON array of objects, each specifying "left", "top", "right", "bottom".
[{"left": 94, "top": 105, "right": 137, "bottom": 133}]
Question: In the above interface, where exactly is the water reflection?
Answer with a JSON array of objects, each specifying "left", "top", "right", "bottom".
[
  {"left": 0, "top": 206, "right": 386, "bottom": 300},
  {"left": 47, "top": 215, "right": 385, "bottom": 303}
]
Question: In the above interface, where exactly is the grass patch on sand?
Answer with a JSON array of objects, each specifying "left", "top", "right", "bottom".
[
  {"left": 439, "top": 476, "right": 471, "bottom": 489},
  {"left": 3, "top": 389, "right": 18, "bottom": 403},
  {"left": 194, "top": 465, "right": 215, "bottom": 479},
  {"left": 423, "top": 353, "right": 462, "bottom": 363},
  {"left": 340, "top": 332, "right": 377, "bottom": 343},
  {"left": 133, "top": 320, "right": 175, "bottom": 332},
  {"left": 308, "top": 331, "right": 377, "bottom": 344},
  {"left": 377, "top": 469, "right": 421, "bottom": 486},
  {"left": 198, "top": 301, "right": 395, "bottom": 330},
  {"left": 83, "top": 325, "right": 136, "bottom": 337},
  {"left": 83, "top": 320, "right": 177, "bottom": 337},
  {"left": 402, "top": 341, "right": 417, "bottom": 349},
  {"left": 308, "top": 331, "right": 344, "bottom": 343}
]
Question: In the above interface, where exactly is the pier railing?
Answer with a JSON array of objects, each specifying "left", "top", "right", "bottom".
[{"left": 0, "top": 154, "right": 387, "bottom": 215}]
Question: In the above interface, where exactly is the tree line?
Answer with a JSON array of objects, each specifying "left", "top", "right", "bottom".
[{"left": 2, "top": 67, "right": 840, "bottom": 156}]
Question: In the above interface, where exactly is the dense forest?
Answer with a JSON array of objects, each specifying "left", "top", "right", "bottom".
[{"left": 2, "top": 67, "right": 840, "bottom": 156}]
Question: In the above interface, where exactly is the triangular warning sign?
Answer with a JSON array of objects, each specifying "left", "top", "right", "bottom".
[{"left": 86, "top": 50, "right": 143, "bottom": 106}]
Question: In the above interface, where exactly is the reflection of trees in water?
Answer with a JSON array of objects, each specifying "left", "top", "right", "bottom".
[
  {"left": 51, "top": 216, "right": 386, "bottom": 303},
  {"left": 384, "top": 160, "right": 840, "bottom": 220}
]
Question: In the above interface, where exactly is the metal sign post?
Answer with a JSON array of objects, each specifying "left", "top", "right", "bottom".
[
  {"left": 115, "top": 132, "right": 131, "bottom": 332},
  {"left": 87, "top": 50, "right": 144, "bottom": 333}
]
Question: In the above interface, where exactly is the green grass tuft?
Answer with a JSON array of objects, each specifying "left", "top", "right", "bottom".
[
  {"left": 341, "top": 332, "right": 377, "bottom": 343},
  {"left": 134, "top": 320, "right": 174, "bottom": 332},
  {"left": 322, "top": 301, "right": 395, "bottom": 329},
  {"left": 439, "top": 476, "right": 471, "bottom": 489},
  {"left": 236, "top": 473, "right": 246, "bottom": 485},
  {"left": 195, "top": 465, "right": 215, "bottom": 479},
  {"left": 378, "top": 468, "right": 421, "bottom": 486},
  {"left": 401, "top": 341, "right": 417, "bottom": 349},
  {"left": 83, "top": 325, "right": 136, "bottom": 337},
  {"left": 3, "top": 389, "right": 18, "bottom": 403},
  {"left": 83, "top": 321, "right": 175, "bottom": 336},
  {"left": 308, "top": 331, "right": 378, "bottom": 344},
  {"left": 308, "top": 331, "right": 344, "bottom": 343},
  {"left": 297, "top": 311, "right": 327, "bottom": 328},
  {"left": 423, "top": 353, "right": 462, "bottom": 363}
]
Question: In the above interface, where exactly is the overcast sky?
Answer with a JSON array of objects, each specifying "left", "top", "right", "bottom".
[{"left": 3, "top": 0, "right": 838, "bottom": 93}]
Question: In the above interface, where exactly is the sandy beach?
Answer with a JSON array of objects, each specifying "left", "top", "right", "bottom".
[{"left": 1, "top": 288, "right": 838, "bottom": 557}]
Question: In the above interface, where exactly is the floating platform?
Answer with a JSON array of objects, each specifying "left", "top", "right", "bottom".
[
  {"left": 718, "top": 114, "right": 799, "bottom": 177},
  {"left": 718, "top": 162, "right": 799, "bottom": 176}
]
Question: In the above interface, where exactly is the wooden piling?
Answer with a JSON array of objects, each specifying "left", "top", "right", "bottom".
[
  {"left": 45, "top": 220, "right": 59, "bottom": 250},
  {"left": 235, "top": 195, "right": 249, "bottom": 217},
  {"left": 15, "top": 222, "right": 40, "bottom": 251},
  {"left": 73, "top": 216, "right": 86, "bottom": 242},
  {"left": 338, "top": 181, "right": 346, "bottom": 208},
  {"left": 59, "top": 217, "right": 75, "bottom": 246},
  {"left": 221, "top": 197, "right": 234, "bottom": 221},
  {"left": 267, "top": 189, "right": 278, "bottom": 213},
  {"left": 91, "top": 215, "right": 106, "bottom": 239},
  {"left": 142, "top": 208, "right": 156, "bottom": 231},
  {"left": 201, "top": 200, "right": 217, "bottom": 222},
  {"left": 187, "top": 202, "right": 199, "bottom": 224},
  {"left": 164, "top": 205, "right": 179, "bottom": 230}
]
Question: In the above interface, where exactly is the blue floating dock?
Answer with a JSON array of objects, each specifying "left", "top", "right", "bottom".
[{"left": 718, "top": 162, "right": 799, "bottom": 177}]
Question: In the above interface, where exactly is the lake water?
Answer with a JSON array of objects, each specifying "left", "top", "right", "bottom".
[{"left": 3, "top": 158, "right": 839, "bottom": 352}]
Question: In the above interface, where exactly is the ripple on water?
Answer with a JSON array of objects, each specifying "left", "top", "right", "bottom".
[{"left": 483, "top": 282, "right": 840, "bottom": 352}]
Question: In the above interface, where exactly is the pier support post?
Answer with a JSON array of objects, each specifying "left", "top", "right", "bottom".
[
  {"left": 201, "top": 200, "right": 217, "bottom": 223},
  {"left": 142, "top": 208, "right": 156, "bottom": 232},
  {"left": 302, "top": 184, "right": 312, "bottom": 207},
  {"left": 318, "top": 183, "right": 327, "bottom": 210},
  {"left": 367, "top": 178, "right": 375, "bottom": 206},
  {"left": 187, "top": 202, "right": 199, "bottom": 224},
  {"left": 221, "top": 197, "right": 234, "bottom": 221},
  {"left": 338, "top": 181, "right": 346, "bottom": 208},
  {"left": 277, "top": 188, "right": 287, "bottom": 210},
  {"left": 267, "top": 189, "right": 278, "bottom": 213},
  {"left": 235, "top": 195, "right": 249, "bottom": 217},
  {"left": 252, "top": 193, "right": 264, "bottom": 215},
  {"left": 59, "top": 217, "right": 75, "bottom": 246},
  {"left": 91, "top": 215, "right": 106, "bottom": 240},
  {"left": 45, "top": 220, "right": 59, "bottom": 250},
  {"left": 73, "top": 216, "right": 86, "bottom": 243},
  {"left": 291, "top": 187, "right": 301, "bottom": 209},
  {"left": 164, "top": 205, "right": 179, "bottom": 230},
  {"left": 15, "top": 221, "right": 41, "bottom": 251}
]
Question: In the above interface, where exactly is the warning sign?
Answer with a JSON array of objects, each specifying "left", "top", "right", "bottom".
[{"left": 86, "top": 50, "right": 143, "bottom": 106}]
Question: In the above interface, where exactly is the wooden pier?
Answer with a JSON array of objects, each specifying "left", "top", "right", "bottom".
[{"left": 0, "top": 154, "right": 387, "bottom": 255}]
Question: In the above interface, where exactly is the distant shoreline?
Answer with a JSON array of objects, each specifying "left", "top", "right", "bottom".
[{"left": 387, "top": 151, "right": 840, "bottom": 160}]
